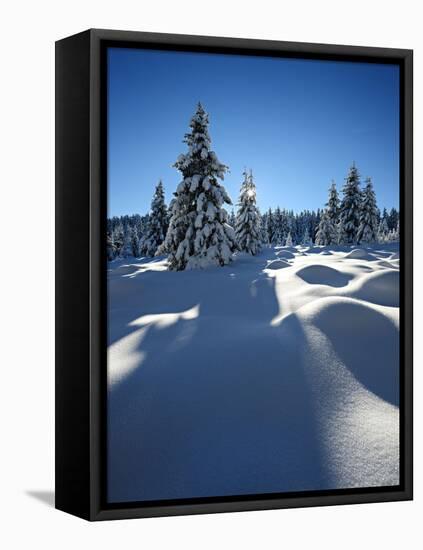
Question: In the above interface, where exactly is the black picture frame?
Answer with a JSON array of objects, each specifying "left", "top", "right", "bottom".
[{"left": 55, "top": 28, "right": 413, "bottom": 521}]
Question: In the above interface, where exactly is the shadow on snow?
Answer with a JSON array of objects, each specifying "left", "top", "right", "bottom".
[{"left": 107, "top": 249, "right": 331, "bottom": 503}]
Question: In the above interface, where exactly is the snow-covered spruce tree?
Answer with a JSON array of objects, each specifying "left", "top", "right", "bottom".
[
  {"left": 106, "top": 232, "right": 116, "bottom": 261},
  {"left": 377, "top": 217, "right": 389, "bottom": 243},
  {"left": 339, "top": 163, "right": 361, "bottom": 244},
  {"left": 280, "top": 210, "right": 290, "bottom": 243},
  {"left": 140, "top": 180, "right": 168, "bottom": 257},
  {"left": 130, "top": 226, "right": 140, "bottom": 257},
  {"left": 112, "top": 223, "right": 125, "bottom": 257},
  {"left": 235, "top": 169, "right": 262, "bottom": 255},
  {"left": 285, "top": 232, "right": 293, "bottom": 247},
  {"left": 327, "top": 180, "right": 340, "bottom": 225},
  {"left": 388, "top": 207, "right": 399, "bottom": 231},
  {"left": 161, "top": 103, "right": 236, "bottom": 270},
  {"left": 381, "top": 207, "right": 389, "bottom": 226},
  {"left": 121, "top": 226, "right": 133, "bottom": 257},
  {"left": 302, "top": 227, "right": 312, "bottom": 246},
  {"left": 315, "top": 182, "right": 339, "bottom": 245},
  {"left": 266, "top": 208, "right": 275, "bottom": 244},
  {"left": 388, "top": 226, "right": 399, "bottom": 242},
  {"left": 261, "top": 212, "right": 270, "bottom": 245},
  {"left": 357, "top": 177, "right": 378, "bottom": 244},
  {"left": 393, "top": 220, "right": 400, "bottom": 241},
  {"left": 315, "top": 209, "right": 337, "bottom": 245},
  {"left": 273, "top": 207, "right": 284, "bottom": 245}
]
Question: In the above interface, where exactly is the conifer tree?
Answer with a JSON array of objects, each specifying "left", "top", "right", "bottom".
[
  {"left": 388, "top": 207, "right": 399, "bottom": 231},
  {"left": 112, "top": 223, "right": 125, "bottom": 257},
  {"left": 357, "top": 177, "right": 378, "bottom": 244},
  {"left": 381, "top": 207, "right": 389, "bottom": 225},
  {"left": 339, "top": 163, "right": 361, "bottom": 243},
  {"left": 130, "top": 226, "right": 140, "bottom": 257},
  {"left": 285, "top": 232, "right": 293, "bottom": 247},
  {"left": 235, "top": 169, "right": 262, "bottom": 255},
  {"left": 315, "top": 210, "right": 337, "bottom": 245},
  {"left": 160, "top": 103, "right": 236, "bottom": 270},
  {"left": 121, "top": 226, "right": 133, "bottom": 257},
  {"left": 140, "top": 180, "right": 168, "bottom": 257},
  {"left": 261, "top": 212, "right": 270, "bottom": 245},
  {"left": 327, "top": 180, "right": 340, "bottom": 225},
  {"left": 391, "top": 220, "right": 400, "bottom": 242},
  {"left": 107, "top": 232, "right": 116, "bottom": 261},
  {"left": 377, "top": 218, "right": 389, "bottom": 243},
  {"left": 273, "top": 207, "right": 284, "bottom": 245},
  {"left": 302, "top": 227, "right": 312, "bottom": 246},
  {"left": 266, "top": 208, "right": 276, "bottom": 244},
  {"left": 315, "top": 181, "right": 339, "bottom": 245}
]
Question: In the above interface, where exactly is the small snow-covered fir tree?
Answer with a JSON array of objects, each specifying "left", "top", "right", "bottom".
[
  {"left": 160, "top": 103, "right": 236, "bottom": 270},
  {"left": 339, "top": 163, "right": 361, "bottom": 244},
  {"left": 285, "top": 232, "right": 293, "bottom": 247},
  {"left": 381, "top": 208, "right": 389, "bottom": 226},
  {"left": 388, "top": 226, "right": 399, "bottom": 242},
  {"left": 315, "top": 209, "right": 337, "bottom": 245},
  {"left": 357, "top": 177, "right": 378, "bottom": 244},
  {"left": 302, "top": 227, "right": 312, "bottom": 246},
  {"left": 315, "top": 182, "right": 339, "bottom": 245},
  {"left": 112, "top": 223, "right": 125, "bottom": 257},
  {"left": 266, "top": 208, "right": 276, "bottom": 244},
  {"left": 388, "top": 208, "right": 399, "bottom": 232},
  {"left": 260, "top": 212, "right": 270, "bottom": 245},
  {"left": 273, "top": 207, "right": 284, "bottom": 245},
  {"left": 377, "top": 218, "right": 389, "bottom": 243},
  {"left": 235, "top": 169, "right": 262, "bottom": 255},
  {"left": 394, "top": 221, "right": 400, "bottom": 241},
  {"left": 327, "top": 180, "right": 340, "bottom": 225},
  {"left": 107, "top": 232, "right": 116, "bottom": 261},
  {"left": 121, "top": 226, "right": 133, "bottom": 257},
  {"left": 140, "top": 180, "right": 168, "bottom": 257},
  {"left": 130, "top": 226, "right": 140, "bottom": 257}
]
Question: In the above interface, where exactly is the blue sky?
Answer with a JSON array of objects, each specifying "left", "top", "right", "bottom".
[{"left": 108, "top": 47, "right": 399, "bottom": 217}]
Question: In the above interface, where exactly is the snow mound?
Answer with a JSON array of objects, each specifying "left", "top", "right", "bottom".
[
  {"left": 266, "top": 259, "right": 290, "bottom": 270},
  {"left": 345, "top": 249, "right": 377, "bottom": 261},
  {"left": 298, "top": 297, "right": 399, "bottom": 406},
  {"left": 390, "top": 252, "right": 400, "bottom": 260},
  {"left": 346, "top": 270, "right": 399, "bottom": 307},
  {"left": 296, "top": 264, "right": 353, "bottom": 287},
  {"left": 275, "top": 250, "right": 295, "bottom": 260},
  {"left": 107, "top": 243, "right": 400, "bottom": 500},
  {"left": 302, "top": 246, "right": 321, "bottom": 254}
]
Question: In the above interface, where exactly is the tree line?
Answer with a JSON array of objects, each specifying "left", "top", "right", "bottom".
[{"left": 107, "top": 103, "right": 400, "bottom": 269}]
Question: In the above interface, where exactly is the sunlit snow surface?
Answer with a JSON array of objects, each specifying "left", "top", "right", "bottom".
[{"left": 107, "top": 243, "right": 400, "bottom": 502}]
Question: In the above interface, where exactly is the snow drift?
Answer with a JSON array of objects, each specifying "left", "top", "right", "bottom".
[{"left": 107, "top": 243, "right": 400, "bottom": 502}]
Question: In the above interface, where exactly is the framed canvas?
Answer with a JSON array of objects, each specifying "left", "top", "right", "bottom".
[{"left": 55, "top": 29, "right": 413, "bottom": 521}]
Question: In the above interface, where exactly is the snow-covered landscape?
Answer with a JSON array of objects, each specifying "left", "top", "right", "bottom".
[
  {"left": 107, "top": 241, "right": 399, "bottom": 502},
  {"left": 107, "top": 67, "right": 400, "bottom": 503}
]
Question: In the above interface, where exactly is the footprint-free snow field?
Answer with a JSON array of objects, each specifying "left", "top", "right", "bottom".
[{"left": 107, "top": 243, "right": 399, "bottom": 503}]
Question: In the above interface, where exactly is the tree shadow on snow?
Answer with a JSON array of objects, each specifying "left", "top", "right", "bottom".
[
  {"left": 107, "top": 254, "right": 331, "bottom": 503},
  {"left": 296, "top": 265, "right": 353, "bottom": 288},
  {"left": 312, "top": 300, "right": 399, "bottom": 406}
]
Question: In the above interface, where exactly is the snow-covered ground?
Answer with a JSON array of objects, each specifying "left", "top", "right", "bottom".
[{"left": 107, "top": 243, "right": 400, "bottom": 503}]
